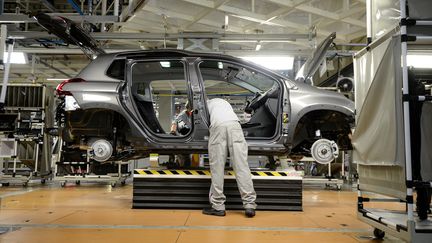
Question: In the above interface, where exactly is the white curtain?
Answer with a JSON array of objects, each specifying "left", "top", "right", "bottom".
[{"left": 353, "top": 36, "right": 404, "bottom": 167}]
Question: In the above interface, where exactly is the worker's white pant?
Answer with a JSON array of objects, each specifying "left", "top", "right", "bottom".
[{"left": 208, "top": 121, "right": 257, "bottom": 211}]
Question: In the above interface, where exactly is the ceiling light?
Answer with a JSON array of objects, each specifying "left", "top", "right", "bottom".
[
  {"left": 255, "top": 42, "right": 262, "bottom": 51},
  {"left": 47, "top": 78, "right": 68, "bottom": 81},
  {"left": 219, "top": 40, "right": 258, "bottom": 43},
  {"left": 218, "top": 62, "right": 223, "bottom": 69},
  {"left": 3, "top": 52, "right": 27, "bottom": 64},
  {"left": 223, "top": 14, "right": 229, "bottom": 30},
  {"left": 241, "top": 56, "right": 294, "bottom": 70},
  {"left": 160, "top": 61, "right": 171, "bottom": 68},
  {"left": 407, "top": 54, "right": 432, "bottom": 69}
]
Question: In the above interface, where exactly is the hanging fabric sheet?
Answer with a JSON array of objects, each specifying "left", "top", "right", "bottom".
[{"left": 353, "top": 35, "right": 404, "bottom": 167}]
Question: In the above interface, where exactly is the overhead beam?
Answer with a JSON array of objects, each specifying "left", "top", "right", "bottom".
[
  {"left": 41, "top": 0, "right": 57, "bottom": 12},
  {"left": 141, "top": 5, "right": 244, "bottom": 33},
  {"left": 10, "top": 31, "right": 311, "bottom": 41},
  {"left": 120, "top": 0, "right": 149, "bottom": 22},
  {"left": 0, "top": 14, "right": 119, "bottom": 24},
  {"left": 242, "top": 1, "right": 310, "bottom": 34},
  {"left": 182, "top": 0, "right": 231, "bottom": 30},
  {"left": 266, "top": 0, "right": 365, "bottom": 28},
  {"left": 180, "top": 0, "right": 335, "bottom": 39},
  {"left": 14, "top": 47, "right": 317, "bottom": 57},
  {"left": 38, "top": 59, "right": 73, "bottom": 78}
]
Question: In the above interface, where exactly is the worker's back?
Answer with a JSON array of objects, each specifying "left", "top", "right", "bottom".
[{"left": 207, "top": 98, "right": 239, "bottom": 128}]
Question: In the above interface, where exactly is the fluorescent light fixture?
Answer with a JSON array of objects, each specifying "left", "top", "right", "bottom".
[
  {"left": 217, "top": 62, "right": 223, "bottom": 69},
  {"left": 255, "top": 42, "right": 262, "bottom": 51},
  {"left": 220, "top": 40, "right": 296, "bottom": 43},
  {"left": 241, "top": 56, "right": 294, "bottom": 70},
  {"left": 219, "top": 40, "right": 258, "bottom": 43},
  {"left": 160, "top": 61, "right": 171, "bottom": 68},
  {"left": 407, "top": 54, "right": 432, "bottom": 69},
  {"left": 47, "top": 78, "right": 68, "bottom": 81},
  {"left": 3, "top": 52, "right": 27, "bottom": 64}
]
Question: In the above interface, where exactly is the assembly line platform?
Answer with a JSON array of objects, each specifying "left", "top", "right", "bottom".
[{"left": 133, "top": 169, "right": 303, "bottom": 211}]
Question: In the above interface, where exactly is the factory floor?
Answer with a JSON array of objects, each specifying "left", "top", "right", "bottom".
[{"left": 0, "top": 182, "right": 403, "bottom": 243}]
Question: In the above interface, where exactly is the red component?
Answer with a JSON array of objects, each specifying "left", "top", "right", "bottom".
[{"left": 56, "top": 78, "right": 85, "bottom": 96}]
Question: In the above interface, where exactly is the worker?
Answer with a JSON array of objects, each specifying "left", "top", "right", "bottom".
[
  {"left": 171, "top": 100, "right": 193, "bottom": 136},
  {"left": 169, "top": 100, "right": 193, "bottom": 167},
  {"left": 202, "top": 98, "right": 257, "bottom": 217}
]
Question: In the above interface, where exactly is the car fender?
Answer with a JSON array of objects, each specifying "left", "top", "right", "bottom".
[
  {"left": 286, "top": 87, "right": 354, "bottom": 145},
  {"left": 64, "top": 82, "right": 143, "bottom": 138}
]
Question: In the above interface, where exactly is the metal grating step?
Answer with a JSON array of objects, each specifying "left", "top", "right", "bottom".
[{"left": 133, "top": 170, "right": 302, "bottom": 211}]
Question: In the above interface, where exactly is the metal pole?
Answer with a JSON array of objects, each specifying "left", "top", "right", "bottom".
[
  {"left": 366, "top": 0, "right": 372, "bottom": 44},
  {"left": 114, "top": 0, "right": 119, "bottom": 17},
  {"left": 400, "top": 0, "right": 414, "bottom": 222},
  {"left": 34, "top": 143, "right": 39, "bottom": 174},
  {"left": 30, "top": 54, "right": 35, "bottom": 83},
  {"left": 0, "top": 25, "right": 5, "bottom": 59},
  {"left": 101, "top": 0, "right": 107, "bottom": 32},
  {"left": 88, "top": 0, "right": 92, "bottom": 15},
  {"left": 13, "top": 111, "right": 20, "bottom": 175},
  {"left": 86, "top": 149, "right": 90, "bottom": 175},
  {"left": 341, "top": 152, "right": 345, "bottom": 179},
  {"left": 0, "top": 0, "right": 3, "bottom": 15},
  {"left": 0, "top": 39, "right": 13, "bottom": 107},
  {"left": 24, "top": 1, "right": 29, "bottom": 31}
]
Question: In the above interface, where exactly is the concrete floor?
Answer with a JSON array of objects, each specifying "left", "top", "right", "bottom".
[{"left": 0, "top": 183, "right": 403, "bottom": 243}]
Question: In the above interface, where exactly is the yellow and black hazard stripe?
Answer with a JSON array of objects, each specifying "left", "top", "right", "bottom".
[
  {"left": 134, "top": 169, "right": 211, "bottom": 176},
  {"left": 228, "top": 171, "right": 290, "bottom": 176},
  {"left": 135, "top": 169, "right": 290, "bottom": 177}
]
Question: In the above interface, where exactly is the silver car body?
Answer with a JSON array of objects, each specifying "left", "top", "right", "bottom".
[{"left": 58, "top": 50, "right": 354, "bottom": 161}]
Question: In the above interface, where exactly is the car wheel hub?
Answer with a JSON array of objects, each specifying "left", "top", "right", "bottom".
[
  {"left": 90, "top": 139, "right": 113, "bottom": 162},
  {"left": 311, "top": 139, "right": 339, "bottom": 164}
]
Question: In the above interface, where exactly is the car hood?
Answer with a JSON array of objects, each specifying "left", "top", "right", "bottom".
[
  {"left": 31, "top": 12, "right": 105, "bottom": 57},
  {"left": 295, "top": 32, "right": 336, "bottom": 85}
]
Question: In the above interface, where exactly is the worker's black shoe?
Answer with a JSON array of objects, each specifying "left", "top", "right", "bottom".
[
  {"left": 245, "top": 208, "right": 256, "bottom": 218},
  {"left": 417, "top": 207, "right": 429, "bottom": 221},
  {"left": 202, "top": 207, "right": 226, "bottom": 216}
]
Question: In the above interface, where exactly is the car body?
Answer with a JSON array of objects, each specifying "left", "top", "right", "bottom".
[{"left": 56, "top": 49, "right": 354, "bottom": 163}]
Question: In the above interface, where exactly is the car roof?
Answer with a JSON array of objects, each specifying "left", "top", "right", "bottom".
[
  {"left": 105, "top": 49, "right": 242, "bottom": 62},
  {"left": 78, "top": 49, "right": 289, "bottom": 82},
  {"left": 110, "top": 49, "right": 287, "bottom": 78}
]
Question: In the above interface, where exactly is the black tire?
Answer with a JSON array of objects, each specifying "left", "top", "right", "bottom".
[
  {"left": 2, "top": 183, "right": 10, "bottom": 187},
  {"left": 75, "top": 180, "right": 81, "bottom": 185},
  {"left": 60, "top": 182, "right": 66, "bottom": 187},
  {"left": 373, "top": 228, "right": 385, "bottom": 239},
  {"left": 41, "top": 179, "right": 46, "bottom": 184}
]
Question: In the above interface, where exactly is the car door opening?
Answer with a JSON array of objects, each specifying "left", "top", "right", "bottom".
[
  {"left": 130, "top": 60, "right": 193, "bottom": 137},
  {"left": 199, "top": 60, "right": 282, "bottom": 139}
]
